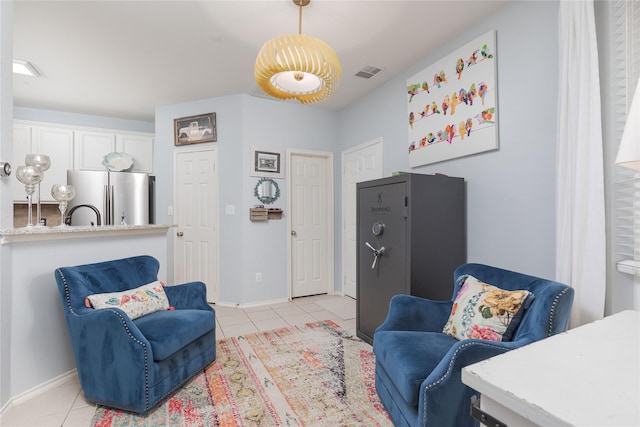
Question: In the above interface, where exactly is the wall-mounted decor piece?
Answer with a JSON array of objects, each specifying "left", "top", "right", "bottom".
[
  {"left": 253, "top": 177, "right": 281, "bottom": 204},
  {"left": 407, "top": 30, "right": 498, "bottom": 167},
  {"left": 249, "top": 207, "right": 283, "bottom": 221},
  {"left": 174, "top": 113, "right": 217, "bottom": 146},
  {"left": 250, "top": 146, "right": 285, "bottom": 178}
]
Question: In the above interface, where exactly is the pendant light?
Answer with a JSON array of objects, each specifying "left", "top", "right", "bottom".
[{"left": 254, "top": 0, "right": 342, "bottom": 104}]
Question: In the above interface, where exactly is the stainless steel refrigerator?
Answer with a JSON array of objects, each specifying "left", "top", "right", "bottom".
[{"left": 66, "top": 170, "right": 155, "bottom": 226}]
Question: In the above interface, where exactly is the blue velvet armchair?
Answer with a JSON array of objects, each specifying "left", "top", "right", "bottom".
[
  {"left": 373, "top": 263, "right": 574, "bottom": 427},
  {"left": 54, "top": 255, "right": 216, "bottom": 414}
]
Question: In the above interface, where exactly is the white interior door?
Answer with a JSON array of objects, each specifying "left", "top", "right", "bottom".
[
  {"left": 289, "top": 151, "right": 333, "bottom": 298},
  {"left": 341, "top": 138, "right": 383, "bottom": 298},
  {"left": 174, "top": 147, "right": 218, "bottom": 303}
]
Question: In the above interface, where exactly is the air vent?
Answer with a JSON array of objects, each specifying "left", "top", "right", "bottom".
[
  {"left": 249, "top": 84, "right": 272, "bottom": 100},
  {"left": 354, "top": 65, "right": 382, "bottom": 79},
  {"left": 249, "top": 84, "right": 297, "bottom": 104}
]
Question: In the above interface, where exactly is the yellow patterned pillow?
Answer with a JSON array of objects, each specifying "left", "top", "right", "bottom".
[
  {"left": 85, "top": 281, "right": 170, "bottom": 320},
  {"left": 442, "top": 275, "right": 533, "bottom": 342}
]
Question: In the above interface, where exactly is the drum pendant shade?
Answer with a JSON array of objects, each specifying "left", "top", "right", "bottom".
[{"left": 254, "top": 0, "right": 341, "bottom": 104}]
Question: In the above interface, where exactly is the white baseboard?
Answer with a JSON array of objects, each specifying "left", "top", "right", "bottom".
[
  {"left": 226, "top": 297, "right": 289, "bottom": 309},
  {"left": 215, "top": 293, "right": 347, "bottom": 309},
  {"left": 0, "top": 369, "right": 78, "bottom": 416}
]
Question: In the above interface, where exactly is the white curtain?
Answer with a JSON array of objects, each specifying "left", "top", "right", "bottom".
[{"left": 556, "top": 0, "right": 606, "bottom": 328}]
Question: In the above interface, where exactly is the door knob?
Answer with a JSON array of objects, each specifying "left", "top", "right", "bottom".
[
  {"left": 177, "top": 231, "right": 184, "bottom": 237},
  {"left": 291, "top": 230, "right": 297, "bottom": 236}
]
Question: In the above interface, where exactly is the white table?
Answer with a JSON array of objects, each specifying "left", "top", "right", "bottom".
[{"left": 462, "top": 310, "right": 640, "bottom": 427}]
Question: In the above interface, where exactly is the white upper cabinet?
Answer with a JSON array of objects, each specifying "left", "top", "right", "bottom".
[
  {"left": 13, "top": 120, "right": 155, "bottom": 203},
  {"left": 74, "top": 131, "right": 116, "bottom": 171},
  {"left": 75, "top": 131, "right": 154, "bottom": 173},
  {"left": 13, "top": 123, "right": 74, "bottom": 203},
  {"left": 12, "top": 123, "right": 33, "bottom": 202},
  {"left": 115, "top": 134, "right": 154, "bottom": 173},
  {"left": 32, "top": 126, "right": 75, "bottom": 203}
]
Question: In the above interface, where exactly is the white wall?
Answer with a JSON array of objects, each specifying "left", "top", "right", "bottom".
[
  {"left": 0, "top": 0, "right": 14, "bottom": 411},
  {"left": 594, "top": 0, "right": 635, "bottom": 316},
  {"left": 337, "top": 0, "right": 560, "bottom": 280}
]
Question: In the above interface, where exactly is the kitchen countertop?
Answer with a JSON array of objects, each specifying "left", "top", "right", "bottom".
[{"left": 0, "top": 224, "right": 174, "bottom": 244}]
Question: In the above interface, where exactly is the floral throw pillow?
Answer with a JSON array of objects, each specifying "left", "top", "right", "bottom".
[
  {"left": 85, "top": 281, "right": 171, "bottom": 320},
  {"left": 442, "top": 275, "right": 534, "bottom": 342}
]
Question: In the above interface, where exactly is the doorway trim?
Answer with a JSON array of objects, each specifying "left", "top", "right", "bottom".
[
  {"left": 172, "top": 145, "right": 219, "bottom": 303},
  {"left": 341, "top": 137, "right": 384, "bottom": 298},
  {"left": 286, "top": 149, "right": 334, "bottom": 300}
]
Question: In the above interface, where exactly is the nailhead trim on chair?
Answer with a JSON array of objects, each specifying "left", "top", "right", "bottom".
[
  {"left": 56, "top": 269, "right": 74, "bottom": 313},
  {"left": 423, "top": 340, "right": 506, "bottom": 392},
  {"left": 56, "top": 269, "right": 151, "bottom": 411},
  {"left": 421, "top": 340, "right": 507, "bottom": 424},
  {"left": 108, "top": 309, "right": 150, "bottom": 410},
  {"left": 547, "top": 287, "right": 571, "bottom": 337},
  {"left": 417, "top": 285, "right": 573, "bottom": 425}
]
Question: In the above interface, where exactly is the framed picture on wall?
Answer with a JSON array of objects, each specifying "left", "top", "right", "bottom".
[
  {"left": 250, "top": 146, "right": 284, "bottom": 179},
  {"left": 174, "top": 112, "right": 217, "bottom": 145}
]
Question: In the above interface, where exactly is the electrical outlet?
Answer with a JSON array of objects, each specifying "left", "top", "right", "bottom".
[{"left": 255, "top": 272, "right": 262, "bottom": 283}]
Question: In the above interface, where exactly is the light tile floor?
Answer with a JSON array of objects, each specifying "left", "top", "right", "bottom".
[{"left": 0, "top": 295, "right": 356, "bottom": 427}]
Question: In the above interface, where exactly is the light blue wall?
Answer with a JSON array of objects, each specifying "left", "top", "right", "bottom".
[
  {"left": 241, "top": 96, "right": 338, "bottom": 304},
  {"left": 155, "top": 95, "right": 244, "bottom": 302},
  {"left": 7, "top": 1, "right": 561, "bottom": 311},
  {"left": 155, "top": 95, "right": 337, "bottom": 305},
  {"left": 13, "top": 106, "right": 154, "bottom": 133},
  {"left": 337, "top": 0, "right": 559, "bottom": 280},
  {"left": 158, "top": 0, "right": 560, "bottom": 306},
  {"left": 0, "top": 0, "right": 632, "bottom": 410}
]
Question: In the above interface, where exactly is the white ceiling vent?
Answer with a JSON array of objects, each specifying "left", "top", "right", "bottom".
[
  {"left": 354, "top": 65, "right": 382, "bottom": 79},
  {"left": 249, "top": 84, "right": 297, "bottom": 104},
  {"left": 249, "top": 84, "right": 273, "bottom": 100}
]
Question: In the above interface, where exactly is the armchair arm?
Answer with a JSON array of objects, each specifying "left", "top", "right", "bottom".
[
  {"left": 66, "top": 308, "right": 153, "bottom": 407},
  {"left": 375, "top": 294, "right": 453, "bottom": 333},
  {"left": 163, "top": 281, "right": 213, "bottom": 311},
  {"left": 419, "top": 338, "right": 532, "bottom": 426}
]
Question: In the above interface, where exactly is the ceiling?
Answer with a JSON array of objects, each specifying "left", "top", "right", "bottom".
[{"left": 13, "top": 0, "right": 508, "bottom": 123}]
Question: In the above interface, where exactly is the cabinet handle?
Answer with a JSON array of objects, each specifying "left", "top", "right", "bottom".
[{"left": 177, "top": 231, "right": 184, "bottom": 237}]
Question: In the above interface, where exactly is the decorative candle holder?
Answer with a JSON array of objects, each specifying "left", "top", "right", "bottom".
[
  {"left": 51, "top": 184, "right": 76, "bottom": 227},
  {"left": 25, "top": 154, "right": 51, "bottom": 226},
  {"left": 15, "top": 165, "right": 43, "bottom": 227}
]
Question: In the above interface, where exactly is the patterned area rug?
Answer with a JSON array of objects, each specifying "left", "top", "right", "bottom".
[{"left": 91, "top": 320, "right": 392, "bottom": 426}]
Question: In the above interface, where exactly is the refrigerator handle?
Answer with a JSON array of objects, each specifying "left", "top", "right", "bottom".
[
  {"left": 104, "top": 184, "right": 112, "bottom": 226},
  {"left": 109, "top": 185, "right": 115, "bottom": 225}
]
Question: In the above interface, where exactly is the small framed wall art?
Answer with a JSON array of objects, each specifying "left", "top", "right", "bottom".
[
  {"left": 174, "top": 112, "right": 217, "bottom": 145},
  {"left": 250, "top": 146, "right": 284, "bottom": 179}
]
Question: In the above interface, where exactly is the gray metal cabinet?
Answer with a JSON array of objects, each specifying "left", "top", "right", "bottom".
[{"left": 356, "top": 173, "right": 466, "bottom": 344}]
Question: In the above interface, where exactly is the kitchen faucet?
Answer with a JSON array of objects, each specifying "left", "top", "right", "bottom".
[{"left": 65, "top": 204, "right": 102, "bottom": 226}]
